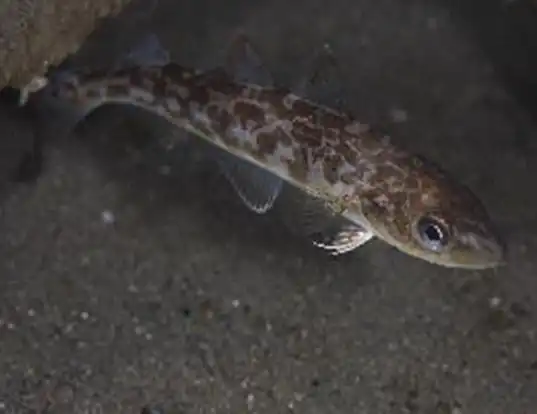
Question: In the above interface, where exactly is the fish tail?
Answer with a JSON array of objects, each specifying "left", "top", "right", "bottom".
[{"left": 27, "top": 67, "right": 92, "bottom": 133}]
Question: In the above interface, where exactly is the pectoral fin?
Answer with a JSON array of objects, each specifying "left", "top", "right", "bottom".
[
  {"left": 311, "top": 224, "right": 374, "bottom": 255},
  {"left": 277, "top": 187, "right": 374, "bottom": 254}
]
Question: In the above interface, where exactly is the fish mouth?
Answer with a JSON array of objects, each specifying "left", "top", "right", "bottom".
[
  {"left": 444, "top": 232, "right": 507, "bottom": 270},
  {"left": 454, "top": 253, "right": 505, "bottom": 270},
  {"left": 418, "top": 248, "right": 506, "bottom": 270},
  {"left": 471, "top": 228, "right": 507, "bottom": 269},
  {"left": 423, "top": 250, "right": 505, "bottom": 270},
  {"left": 476, "top": 241, "right": 507, "bottom": 269}
]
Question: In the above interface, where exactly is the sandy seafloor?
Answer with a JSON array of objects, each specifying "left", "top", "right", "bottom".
[{"left": 1, "top": 0, "right": 537, "bottom": 412}]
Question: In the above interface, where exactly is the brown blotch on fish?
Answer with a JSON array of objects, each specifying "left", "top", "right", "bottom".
[
  {"left": 286, "top": 98, "right": 315, "bottom": 120},
  {"left": 323, "top": 127, "right": 343, "bottom": 146},
  {"left": 316, "top": 108, "right": 346, "bottom": 129},
  {"left": 127, "top": 68, "right": 153, "bottom": 90},
  {"left": 288, "top": 147, "right": 309, "bottom": 182},
  {"left": 323, "top": 154, "right": 345, "bottom": 184},
  {"left": 189, "top": 85, "right": 211, "bottom": 107},
  {"left": 255, "top": 131, "right": 279, "bottom": 156},
  {"left": 233, "top": 101, "right": 265, "bottom": 129},
  {"left": 207, "top": 104, "right": 234, "bottom": 133},
  {"left": 292, "top": 119, "right": 321, "bottom": 145},
  {"left": 160, "top": 64, "right": 186, "bottom": 79},
  {"left": 333, "top": 140, "right": 358, "bottom": 165},
  {"left": 107, "top": 84, "right": 131, "bottom": 97},
  {"left": 85, "top": 87, "right": 103, "bottom": 99},
  {"left": 200, "top": 69, "right": 240, "bottom": 96},
  {"left": 148, "top": 72, "right": 172, "bottom": 98}
]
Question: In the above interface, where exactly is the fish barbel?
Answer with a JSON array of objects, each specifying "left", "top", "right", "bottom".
[{"left": 31, "top": 35, "right": 505, "bottom": 269}]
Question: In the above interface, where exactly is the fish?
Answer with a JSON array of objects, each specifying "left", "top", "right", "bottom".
[{"left": 28, "top": 33, "right": 506, "bottom": 269}]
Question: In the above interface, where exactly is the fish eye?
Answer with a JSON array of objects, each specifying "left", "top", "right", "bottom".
[{"left": 416, "top": 216, "right": 450, "bottom": 252}]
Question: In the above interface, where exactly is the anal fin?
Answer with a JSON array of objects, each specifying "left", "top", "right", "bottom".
[{"left": 205, "top": 143, "right": 283, "bottom": 214}]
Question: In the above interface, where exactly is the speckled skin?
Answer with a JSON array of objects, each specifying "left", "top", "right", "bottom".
[{"left": 45, "top": 62, "right": 505, "bottom": 268}]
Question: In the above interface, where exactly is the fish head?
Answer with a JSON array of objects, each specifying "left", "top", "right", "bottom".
[{"left": 361, "top": 155, "right": 506, "bottom": 269}]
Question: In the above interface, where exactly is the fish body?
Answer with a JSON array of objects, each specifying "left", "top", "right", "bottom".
[{"left": 34, "top": 41, "right": 505, "bottom": 269}]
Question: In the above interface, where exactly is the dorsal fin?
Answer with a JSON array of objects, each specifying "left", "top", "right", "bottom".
[
  {"left": 293, "top": 42, "right": 350, "bottom": 111},
  {"left": 120, "top": 33, "right": 171, "bottom": 68},
  {"left": 223, "top": 32, "right": 274, "bottom": 86}
]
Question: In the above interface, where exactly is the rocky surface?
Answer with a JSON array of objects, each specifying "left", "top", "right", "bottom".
[{"left": 0, "top": 0, "right": 133, "bottom": 89}]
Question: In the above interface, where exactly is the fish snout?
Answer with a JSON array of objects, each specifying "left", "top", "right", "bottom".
[{"left": 457, "top": 225, "right": 507, "bottom": 269}]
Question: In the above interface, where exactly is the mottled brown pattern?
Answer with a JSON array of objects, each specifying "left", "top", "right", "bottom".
[
  {"left": 233, "top": 101, "right": 265, "bottom": 129},
  {"left": 84, "top": 88, "right": 102, "bottom": 99},
  {"left": 256, "top": 131, "right": 278, "bottom": 156},
  {"left": 150, "top": 73, "right": 170, "bottom": 97},
  {"left": 323, "top": 153, "right": 344, "bottom": 184},
  {"left": 106, "top": 84, "right": 130, "bottom": 97},
  {"left": 292, "top": 118, "right": 322, "bottom": 147},
  {"left": 46, "top": 58, "right": 504, "bottom": 269},
  {"left": 288, "top": 147, "right": 309, "bottom": 182},
  {"left": 128, "top": 68, "right": 154, "bottom": 90}
]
